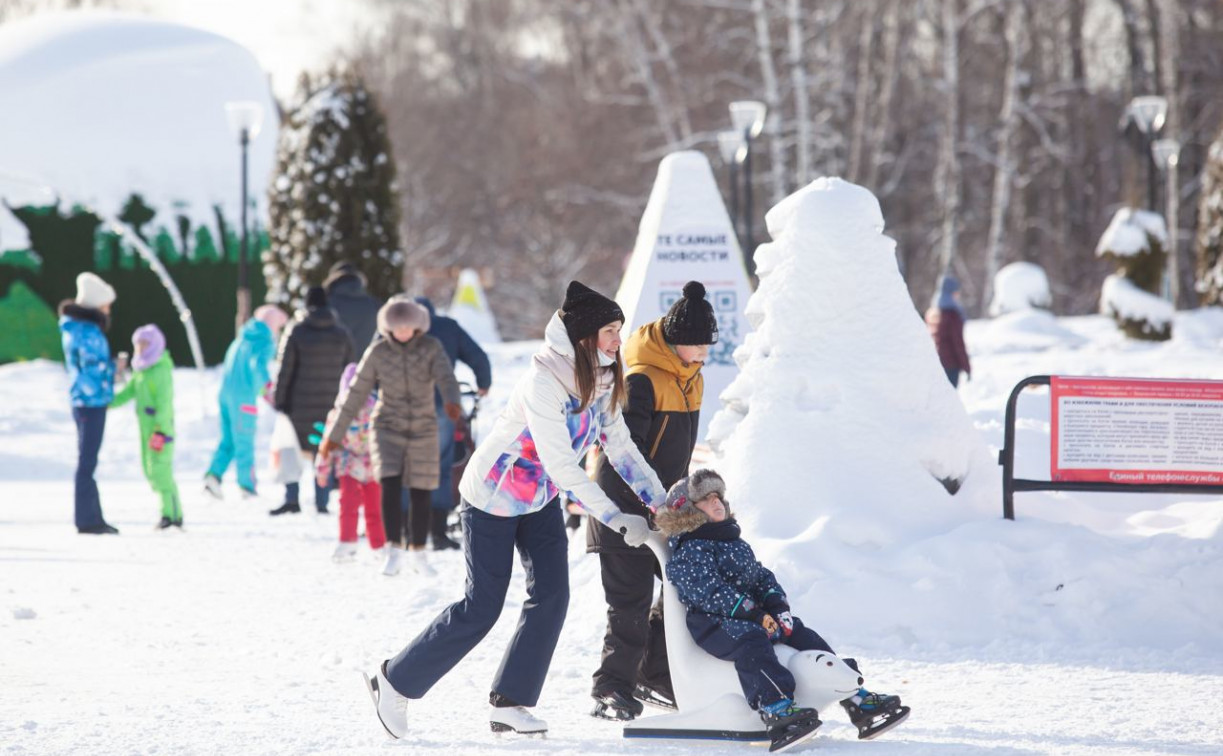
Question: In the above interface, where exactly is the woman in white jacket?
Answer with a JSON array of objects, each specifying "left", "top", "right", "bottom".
[{"left": 362, "top": 281, "right": 666, "bottom": 739}]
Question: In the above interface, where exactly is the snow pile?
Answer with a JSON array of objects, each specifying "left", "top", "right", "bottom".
[
  {"left": 1095, "top": 208, "right": 1168, "bottom": 257},
  {"left": 708, "top": 178, "right": 996, "bottom": 550},
  {"left": 971, "top": 308, "right": 1088, "bottom": 355},
  {"left": 989, "top": 261, "right": 1052, "bottom": 316},
  {"left": 1101, "top": 273, "right": 1174, "bottom": 331},
  {"left": 0, "top": 12, "right": 278, "bottom": 243},
  {"left": 447, "top": 268, "right": 502, "bottom": 344}
]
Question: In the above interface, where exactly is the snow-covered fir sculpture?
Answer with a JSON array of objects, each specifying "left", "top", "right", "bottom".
[
  {"left": 989, "top": 261, "right": 1052, "bottom": 316},
  {"left": 1095, "top": 208, "right": 1172, "bottom": 341},
  {"left": 264, "top": 66, "right": 403, "bottom": 306},
  {"left": 707, "top": 178, "right": 993, "bottom": 549}
]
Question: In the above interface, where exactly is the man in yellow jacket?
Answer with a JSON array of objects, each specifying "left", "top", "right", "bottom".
[{"left": 587, "top": 280, "right": 719, "bottom": 720}]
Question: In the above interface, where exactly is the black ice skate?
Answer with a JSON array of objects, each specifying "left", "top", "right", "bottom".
[
  {"left": 760, "top": 700, "right": 822, "bottom": 753},
  {"left": 633, "top": 683, "right": 677, "bottom": 711},
  {"left": 839, "top": 689, "right": 910, "bottom": 740},
  {"left": 591, "top": 690, "right": 644, "bottom": 721}
]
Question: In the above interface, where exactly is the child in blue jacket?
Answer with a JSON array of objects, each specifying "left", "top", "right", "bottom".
[
  {"left": 655, "top": 469, "right": 908, "bottom": 751},
  {"left": 59, "top": 272, "right": 119, "bottom": 534},
  {"left": 204, "top": 305, "right": 287, "bottom": 498}
]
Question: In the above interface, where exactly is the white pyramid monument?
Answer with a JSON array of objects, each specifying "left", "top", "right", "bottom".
[
  {"left": 615, "top": 151, "right": 754, "bottom": 440},
  {"left": 448, "top": 268, "right": 501, "bottom": 344},
  {"left": 707, "top": 177, "right": 996, "bottom": 549}
]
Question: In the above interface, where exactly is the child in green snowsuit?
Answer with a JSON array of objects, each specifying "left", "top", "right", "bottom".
[{"left": 111, "top": 324, "right": 181, "bottom": 529}]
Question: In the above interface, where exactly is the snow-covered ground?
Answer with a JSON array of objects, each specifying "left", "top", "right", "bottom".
[{"left": 3, "top": 313, "right": 1223, "bottom": 755}]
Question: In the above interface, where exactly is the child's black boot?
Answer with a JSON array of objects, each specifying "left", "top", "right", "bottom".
[
  {"left": 839, "top": 688, "right": 909, "bottom": 740},
  {"left": 759, "top": 698, "right": 821, "bottom": 752}
]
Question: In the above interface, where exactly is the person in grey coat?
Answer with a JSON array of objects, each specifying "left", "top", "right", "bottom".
[
  {"left": 319, "top": 299, "right": 462, "bottom": 577},
  {"left": 324, "top": 261, "right": 383, "bottom": 352}
]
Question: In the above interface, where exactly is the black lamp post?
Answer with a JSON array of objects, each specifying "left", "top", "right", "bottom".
[
  {"left": 1152, "top": 137, "right": 1181, "bottom": 305},
  {"left": 225, "top": 101, "right": 264, "bottom": 337},
  {"left": 729, "top": 100, "right": 767, "bottom": 275},
  {"left": 718, "top": 130, "right": 744, "bottom": 252},
  {"left": 1123, "top": 95, "right": 1167, "bottom": 212}
]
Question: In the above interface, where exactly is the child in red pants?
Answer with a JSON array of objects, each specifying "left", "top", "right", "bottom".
[{"left": 317, "top": 363, "right": 386, "bottom": 561}]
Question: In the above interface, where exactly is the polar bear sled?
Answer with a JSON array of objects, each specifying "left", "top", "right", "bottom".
[{"left": 622, "top": 534, "right": 867, "bottom": 742}]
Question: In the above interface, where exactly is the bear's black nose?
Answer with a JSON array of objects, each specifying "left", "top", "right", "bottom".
[{"left": 857, "top": 677, "right": 864, "bottom": 686}]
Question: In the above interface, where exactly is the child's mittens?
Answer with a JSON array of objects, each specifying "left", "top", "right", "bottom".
[
  {"left": 148, "top": 432, "right": 168, "bottom": 452},
  {"left": 760, "top": 613, "right": 781, "bottom": 639},
  {"left": 762, "top": 591, "right": 793, "bottom": 637},
  {"left": 774, "top": 610, "right": 795, "bottom": 637}
]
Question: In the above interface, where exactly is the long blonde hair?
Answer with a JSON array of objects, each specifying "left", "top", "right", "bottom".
[{"left": 573, "top": 335, "right": 625, "bottom": 416}]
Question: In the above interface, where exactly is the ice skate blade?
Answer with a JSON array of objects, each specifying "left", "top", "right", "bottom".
[
  {"left": 490, "top": 722, "right": 547, "bottom": 737},
  {"left": 591, "top": 704, "right": 635, "bottom": 722},
  {"left": 858, "top": 705, "right": 909, "bottom": 740},
  {"left": 361, "top": 671, "right": 397, "bottom": 740},
  {"left": 769, "top": 717, "right": 822, "bottom": 753},
  {"left": 633, "top": 686, "right": 677, "bottom": 712}
]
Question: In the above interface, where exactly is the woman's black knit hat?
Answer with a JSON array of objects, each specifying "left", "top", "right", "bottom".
[
  {"left": 561, "top": 280, "right": 625, "bottom": 345},
  {"left": 662, "top": 281, "right": 719, "bottom": 345}
]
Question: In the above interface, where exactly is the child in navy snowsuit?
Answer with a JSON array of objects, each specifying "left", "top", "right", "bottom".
[{"left": 655, "top": 469, "right": 906, "bottom": 747}]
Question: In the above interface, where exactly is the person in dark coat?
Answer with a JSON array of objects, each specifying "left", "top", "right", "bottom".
[
  {"left": 924, "top": 274, "right": 971, "bottom": 387},
  {"left": 413, "top": 296, "right": 492, "bottom": 550},
  {"left": 271, "top": 286, "right": 355, "bottom": 515},
  {"left": 324, "top": 261, "right": 383, "bottom": 352},
  {"left": 587, "top": 281, "right": 717, "bottom": 720}
]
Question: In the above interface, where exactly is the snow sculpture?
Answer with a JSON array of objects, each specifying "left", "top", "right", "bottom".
[
  {"left": 615, "top": 151, "right": 754, "bottom": 440},
  {"left": 448, "top": 268, "right": 501, "bottom": 344},
  {"left": 989, "top": 261, "right": 1052, "bottom": 316},
  {"left": 706, "top": 177, "right": 994, "bottom": 548}
]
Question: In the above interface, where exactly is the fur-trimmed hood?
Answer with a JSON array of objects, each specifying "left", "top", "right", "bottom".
[{"left": 654, "top": 468, "right": 730, "bottom": 537}]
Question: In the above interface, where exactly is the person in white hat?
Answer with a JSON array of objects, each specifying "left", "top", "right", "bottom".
[{"left": 58, "top": 272, "right": 119, "bottom": 534}]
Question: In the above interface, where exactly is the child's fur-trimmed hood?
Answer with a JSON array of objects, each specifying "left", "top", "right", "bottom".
[{"left": 655, "top": 469, "right": 730, "bottom": 537}]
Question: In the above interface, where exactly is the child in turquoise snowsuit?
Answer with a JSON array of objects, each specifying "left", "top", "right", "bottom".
[
  {"left": 111, "top": 324, "right": 181, "bottom": 529},
  {"left": 205, "top": 306, "right": 287, "bottom": 497}
]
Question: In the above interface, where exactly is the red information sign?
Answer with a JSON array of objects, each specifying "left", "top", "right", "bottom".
[{"left": 1050, "top": 376, "right": 1223, "bottom": 484}]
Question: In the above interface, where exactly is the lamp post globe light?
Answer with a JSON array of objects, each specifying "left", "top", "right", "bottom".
[
  {"left": 1152, "top": 137, "right": 1181, "bottom": 305},
  {"left": 728, "top": 100, "right": 767, "bottom": 275},
  {"left": 225, "top": 100, "right": 264, "bottom": 336},
  {"left": 717, "top": 130, "right": 745, "bottom": 250},
  {"left": 1123, "top": 95, "right": 1167, "bottom": 212}
]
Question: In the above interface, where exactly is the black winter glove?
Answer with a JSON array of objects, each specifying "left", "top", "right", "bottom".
[{"left": 762, "top": 590, "right": 789, "bottom": 615}]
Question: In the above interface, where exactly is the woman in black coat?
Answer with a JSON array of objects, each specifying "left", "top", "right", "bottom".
[{"left": 271, "top": 286, "right": 355, "bottom": 514}]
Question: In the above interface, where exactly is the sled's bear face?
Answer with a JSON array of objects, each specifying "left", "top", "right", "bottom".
[{"left": 788, "top": 651, "right": 865, "bottom": 713}]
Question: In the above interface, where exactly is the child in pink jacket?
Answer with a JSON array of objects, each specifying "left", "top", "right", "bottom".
[{"left": 316, "top": 363, "right": 385, "bottom": 560}]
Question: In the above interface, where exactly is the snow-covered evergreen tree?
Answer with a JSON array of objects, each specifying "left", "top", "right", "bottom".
[
  {"left": 1095, "top": 208, "right": 1171, "bottom": 341},
  {"left": 1195, "top": 127, "right": 1223, "bottom": 306},
  {"left": 263, "top": 67, "right": 403, "bottom": 305}
]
